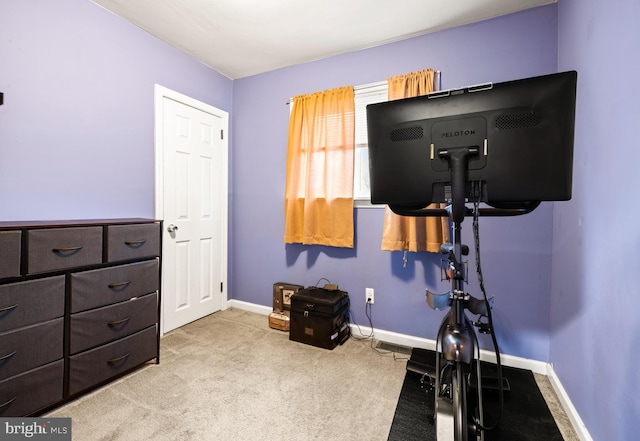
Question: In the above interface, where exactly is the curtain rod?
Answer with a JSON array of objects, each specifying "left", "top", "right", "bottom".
[
  {"left": 285, "top": 81, "right": 385, "bottom": 105},
  {"left": 285, "top": 71, "right": 441, "bottom": 104}
]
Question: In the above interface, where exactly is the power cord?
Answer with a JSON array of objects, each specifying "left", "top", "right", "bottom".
[
  {"left": 349, "top": 302, "right": 374, "bottom": 341},
  {"left": 350, "top": 300, "right": 409, "bottom": 361},
  {"left": 313, "top": 277, "right": 332, "bottom": 288},
  {"left": 311, "top": 278, "right": 408, "bottom": 360},
  {"left": 472, "top": 185, "right": 504, "bottom": 431}
]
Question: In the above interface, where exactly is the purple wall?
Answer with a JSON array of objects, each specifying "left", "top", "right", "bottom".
[
  {"left": 0, "top": 0, "right": 232, "bottom": 221},
  {"left": 231, "top": 5, "right": 559, "bottom": 361},
  {"left": 554, "top": 0, "right": 640, "bottom": 439},
  {"left": 5, "top": 1, "right": 624, "bottom": 437}
]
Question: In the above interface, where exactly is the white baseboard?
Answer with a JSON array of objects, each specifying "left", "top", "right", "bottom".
[
  {"left": 228, "top": 299, "right": 548, "bottom": 373},
  {"left": 350, "top": 323, "right": 549, "bottom": 374},
  {"left": 228, "top": 299, "right": 590, "bottom": 440},
  {"left": 546, "top": 364, "right": 593, "bottom": 441},
  {"left": 227, "top": 299, "right": 272, "bottom": 316}
]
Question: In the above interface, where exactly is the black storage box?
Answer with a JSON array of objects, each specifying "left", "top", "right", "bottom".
[{"left": 289, "top": 287, "right": 350, "bottom": 350}]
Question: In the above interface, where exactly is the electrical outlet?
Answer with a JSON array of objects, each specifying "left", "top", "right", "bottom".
[{"left": 366, "top": 287, "right": 375, "bottom": 304}]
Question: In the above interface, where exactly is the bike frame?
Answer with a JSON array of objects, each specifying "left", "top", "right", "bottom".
[
  {"left": 392, "top": 147, "right": 534, "bottom": 441},
  {"left": 432, "top": 220, "right": 484, "bottom": 441}
]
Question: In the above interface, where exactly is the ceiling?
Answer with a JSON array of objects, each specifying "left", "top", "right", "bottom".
[{"left": 92, "top": 0, "right": 554, "bottom": 79}]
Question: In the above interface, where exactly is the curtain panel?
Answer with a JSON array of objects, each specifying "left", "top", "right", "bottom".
[
  {"left": 381, "top": 69, "right": 450, "bottom": 252},
  {"left": 284, "top": 86, "right": 355, "bottom": 248}
]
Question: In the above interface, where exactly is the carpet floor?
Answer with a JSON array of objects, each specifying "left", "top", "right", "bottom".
[
  {"left": 45, "top": 309, "right": 578, "bottom": 440},
  {"left": 46, "top": 308, "right": 407, "bottom": 441}
]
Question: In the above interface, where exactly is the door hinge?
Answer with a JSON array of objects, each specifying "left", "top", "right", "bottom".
[
  {"left": 220, "top": 129, "right": 224, "bottom": 140},
  {"left": 220, "top": 282, "right": 224, "bottom": 292}
]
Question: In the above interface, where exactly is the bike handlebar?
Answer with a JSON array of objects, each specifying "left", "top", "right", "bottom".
[{"left": 388, "top": 201, "right": 541, "bottom": 218}]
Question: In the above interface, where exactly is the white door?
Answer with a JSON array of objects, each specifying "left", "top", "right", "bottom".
[{"left": 154, "top": 86, "right": 228, "bottom": 334}]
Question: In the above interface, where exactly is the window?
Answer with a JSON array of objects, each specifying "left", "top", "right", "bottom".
[
  {"left": 287, "top": 71, "right": 441, "bottom": 206},
  {"left": 353, "top": 82, "right": 388, "bottom": 204},
  {"left": 288, "top": 83, "right": 387, "bottom": 206}
]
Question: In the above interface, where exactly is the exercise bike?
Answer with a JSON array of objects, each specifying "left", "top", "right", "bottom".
[
  {"left": 393, "top": 147, "right": 538, "bottom": 441},
  {"left": 367, "top": 71, "right": 577, "bottom": 441}
]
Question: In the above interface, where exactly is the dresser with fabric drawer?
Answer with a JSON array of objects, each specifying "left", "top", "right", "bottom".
[{"left": 0, "top": 219, "right": 161, "bottom": 416}]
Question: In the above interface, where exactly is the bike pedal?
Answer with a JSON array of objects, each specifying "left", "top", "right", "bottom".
[
  {"left": 473, "top": 319, "right": 492, "bottom": 334},
  {"left": 420, "top": 374, "right": 435, "bottom": 392}
]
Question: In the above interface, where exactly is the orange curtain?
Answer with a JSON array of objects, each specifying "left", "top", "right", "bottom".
[
  {"left": 284, "top": 86, "right": 355, "bottom": 248},
  {"left": 381, "top": 69, "right": 450, "bottom": 252}
]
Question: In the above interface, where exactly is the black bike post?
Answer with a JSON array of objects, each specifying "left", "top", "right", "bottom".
[
  {"left": 440, "top": 146, "right": 477, "bottom": 337},
  {"left": 440, "top": 146, "right": 479, "bottom": 441}
]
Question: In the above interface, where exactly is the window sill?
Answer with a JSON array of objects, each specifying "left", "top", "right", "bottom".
[{"left": 354, "top": 199, "right": 384, "bottom": 209}]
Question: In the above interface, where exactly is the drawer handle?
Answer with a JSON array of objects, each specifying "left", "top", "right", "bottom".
[
  {"left": 108, "top": 281, "right": 131, "bottom": 290},
  {"left": 0, "top": 351, "right": 17, "bottom": 363},
  {"left": 124, "top": 240, "right": 147, "bottom": 247},
  {"left": 107, "top": 352, "right": 130, "bottom": 365},
  {"left": 107, "top": 317, "right": 131, "bottom": 327},
  {"left": 0, "top": 303, "right": 18, "bottom": 314},
  {"left": 52, "top": 246, "right": 83, "bottom": 255},
  {"left": 0, "top": 397, "right": 16, "bottom": 410}
]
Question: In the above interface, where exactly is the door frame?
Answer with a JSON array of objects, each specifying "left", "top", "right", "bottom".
[{"left": 154, "top": 84, "right": 229, "bottom": 335}]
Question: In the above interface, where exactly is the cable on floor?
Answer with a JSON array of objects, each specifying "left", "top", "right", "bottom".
[{"left": 349, "top": 301, "right": 410, "bottom": 361}]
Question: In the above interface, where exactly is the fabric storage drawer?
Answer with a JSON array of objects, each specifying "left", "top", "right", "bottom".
[
  {"left": 0, "top": 360, "right": 64, "bottom": 417},
  {"left": 68, "top": 325, "right": 157, "bottom": 396},
  {"left": 0, "top": 231, "right": 21, "bottom": 280},
  {"left": 27, "top": 226, "right": 103, "bottom": 274},
  {"left": 107, "top": 223, "right": 160, "bottom": 263},
  {"left": 70, "top": 259, "right": 159, "bottom": 313},
  {"left": 70, "top": 292, "right": 158, "bottom": 354},
  {"left": 0, "top": 276, "right": 65, "bottom": 332},
  {"left": 290, "top": 287, "right": 350, "bottom": 350},
  {"left": 0, "top": 318, "right": 63, "bottom": 381}
]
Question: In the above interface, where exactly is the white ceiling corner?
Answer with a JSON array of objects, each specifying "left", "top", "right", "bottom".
[{"left": 91, "top": 0, "right": 556, "bottom": 79}]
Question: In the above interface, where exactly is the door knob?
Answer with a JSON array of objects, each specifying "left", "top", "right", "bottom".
[{"left": 167, "top": 224, "right": 178, "bottom": 233}]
